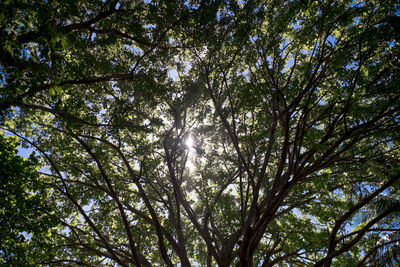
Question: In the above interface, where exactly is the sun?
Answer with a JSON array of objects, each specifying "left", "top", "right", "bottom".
[
  {"left": 184, "top": 134, "right": 196, "bottom": 171},
  {"left": 185, "top": 135, "right": 194, "bottom": 149}
]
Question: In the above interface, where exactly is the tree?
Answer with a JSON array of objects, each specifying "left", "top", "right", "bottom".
[
  {"left": 1, "top": 0, "right": 399, "bottom": 266},
  {"left": 0, "top": 132, "right": 57, "bottom": 265},
  {"left": 356, "top": 195, "right": 400, "bottom": 266}
]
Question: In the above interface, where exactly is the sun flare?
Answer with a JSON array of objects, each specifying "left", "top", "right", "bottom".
[{"left": 185, "top": 135, "right": 194, "bottom": 149}]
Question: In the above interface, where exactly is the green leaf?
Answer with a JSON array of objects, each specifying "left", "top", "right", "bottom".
[
  {"left": 61, "top": 38, "right": 70, "bottom": 49},
  {"left": 54, "top": 86, "right": 62, "bottom": 94}
]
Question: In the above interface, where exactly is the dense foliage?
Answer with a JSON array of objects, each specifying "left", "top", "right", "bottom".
[
  {"left": 1, "top": 0, "right": 400, "bottom": 266},
  {"left": 0, "top": 133, "right": 57, "bottom": 265}
]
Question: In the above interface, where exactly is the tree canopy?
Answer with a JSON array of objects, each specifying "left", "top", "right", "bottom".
[
  {"left": 0, "top": 132, "right": 57, "bottom": 265},
  {"left": 1, "top": 0, "right": 400, "bottom": 266}
]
